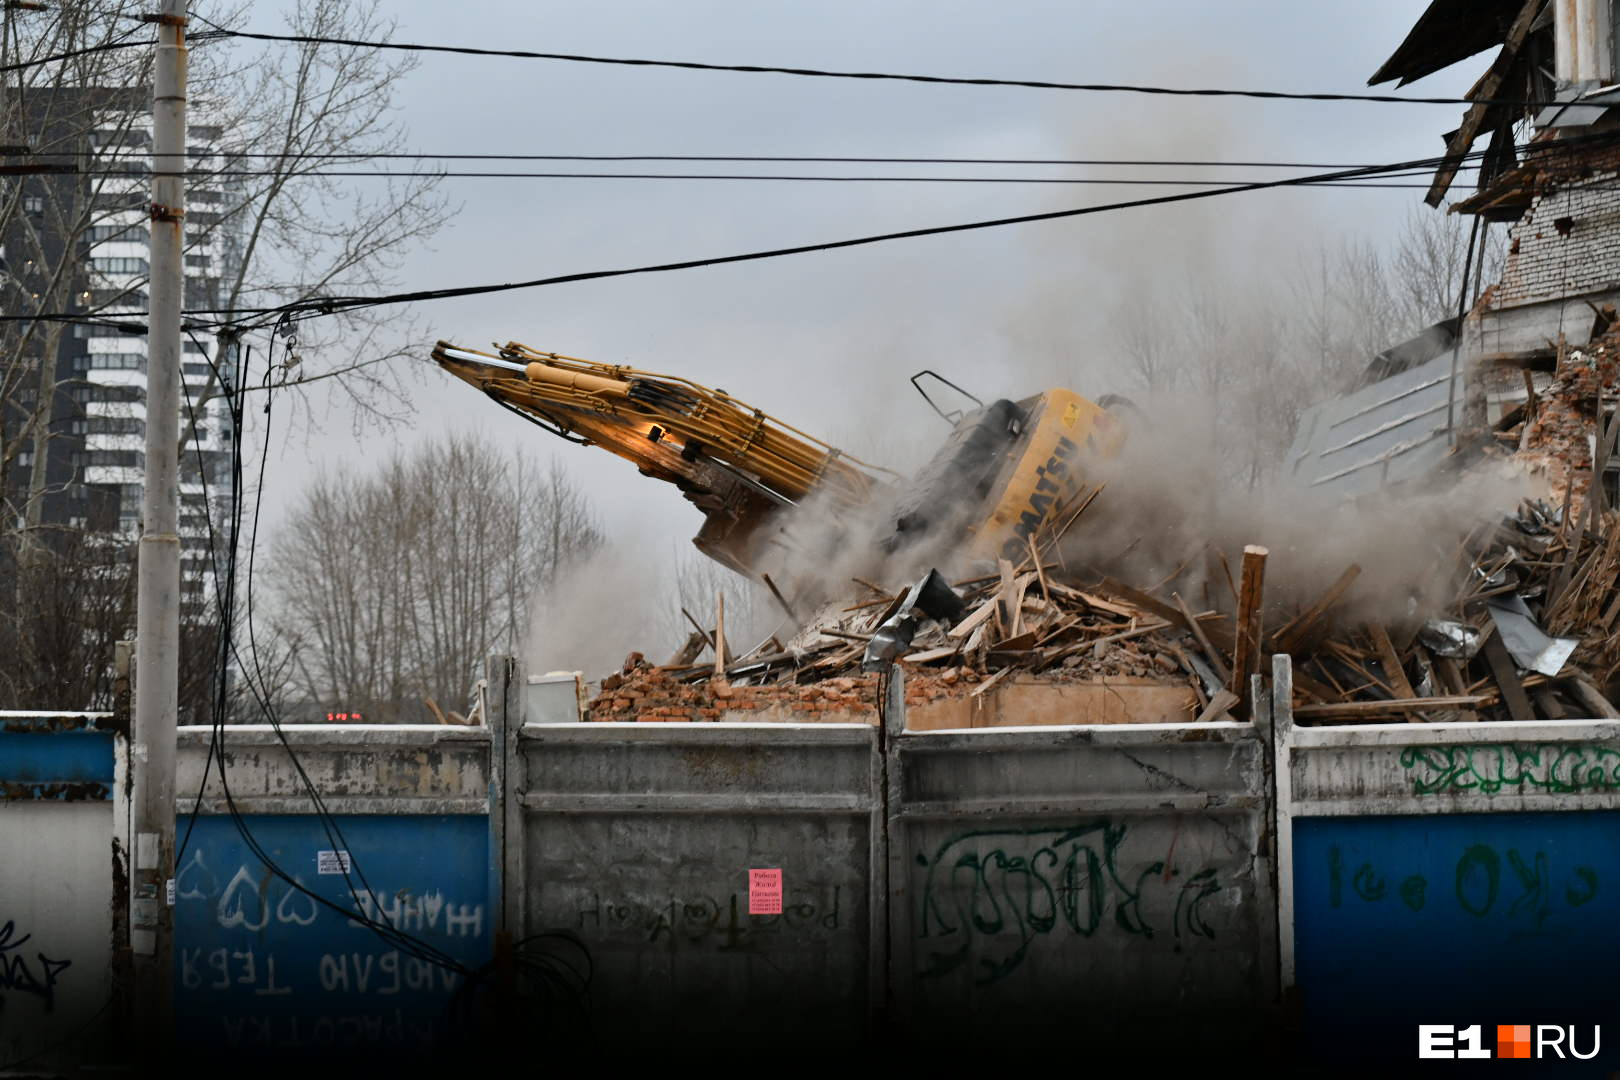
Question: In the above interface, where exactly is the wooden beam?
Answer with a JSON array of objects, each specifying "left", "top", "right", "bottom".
[
  {"left": 1174, "top": 590, "right": 1230, "bottom": 684},
  {"left": 1100, "top": 577, "right": 1235, "bottom": 652},
  {"left": 1192, "top": 689, "right": 1241, "bottom": 724},
  {"left": 1424, "top": 0, "right": 1540, "bottom": 206},
  {"left": 1368, "top": 624, "right": 1418, "bottom": 701},
  {"left": 1480, "top": 628, "right": 1535, "bottom": 723},
  {"left": 1227, "top": 545, "right": 1269, "bottom": 698},
  {"left": 1293, "top": 694, "right": 1496, "bottom": 720},
  {"left": 713, "top": 591, "right": 728, "bottom": 678}
]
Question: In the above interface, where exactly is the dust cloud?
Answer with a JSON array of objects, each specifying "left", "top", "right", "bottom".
[{"left": 1050, "top": 388, "right": 1540, "bottom": 631}]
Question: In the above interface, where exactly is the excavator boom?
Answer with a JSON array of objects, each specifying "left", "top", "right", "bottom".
[{"left": 433, "top": 341, "right": 896, "bottom": 576}]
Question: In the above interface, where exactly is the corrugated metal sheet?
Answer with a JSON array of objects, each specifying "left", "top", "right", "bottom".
[{"left": 1286, "top": 349, "right": 1464, "bottom": 498}]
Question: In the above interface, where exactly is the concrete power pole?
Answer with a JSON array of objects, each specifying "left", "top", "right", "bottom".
[{"left": 130, "top": 0, "right": 186, "bottom": 1044}]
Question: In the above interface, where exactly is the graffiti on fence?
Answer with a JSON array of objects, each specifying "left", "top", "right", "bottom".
[
  {"left": 1326, "top": 842, "right": 1598, "bottom": 925},
  {"left": 1400, "top": 744, "right": 1620, "bottom": 796},
  {"left": 913, "top": 822, "right": 1228, "bottom": 985}
]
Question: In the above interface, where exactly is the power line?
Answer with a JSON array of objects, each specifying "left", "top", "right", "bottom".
[
  {"left": 0, "top": 36, "right": 154, "bottom": 74},
  {"left": 11, "top": 130, "right": 1617, "bottom": 333},
  {"left": 193, "top": 23, "right": 1565, "bottom": 109},
  {"left": 173, "top": 136, "right": 1620, "bottom": 328},
  {"left": 29, "top": 150, "right": 1493, "bottom": 168},
  {"left": 66, "top": 167, "right": 1474, "bottom": 187}
]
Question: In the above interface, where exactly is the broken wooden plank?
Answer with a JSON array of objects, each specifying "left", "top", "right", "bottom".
[
  {"left": 664, "top": 630, "right": 708, "bottom": 668},
  {"left": 1227, "top": 545, "right": 1268, "bottom": 698},
  {"left": 969, "top": 666, "right": 1014, "bottom": 698},
  {"left": 1272, "top": 564, "right": 1361, "bottom": 657},
  {"left": 1367, "top": 624, "right": 1417, "bottom": 701},
  {"left": 761, "top": 573, "right": 798, "bottom": 621},
  {"left": 1192, "top": 689, "right": 1241, "bottom": 724},
  {"left": 947, "top": 597, "right": 997, "bottom": 640},
  {"left": 713, "top": 591, "right": 729, "bottom": 678},
  {"left": 1100, "top": 577, "right": 1236, "bottom": 653},
  {"left": 1173, "top": 590, "right": 1230, "bottom": 684},
  {"left": 1293, "top": 694, "right": 1497, "bottom": 719},
  {"left": 1480, "top": 627, "right": 1535, "bottom": 723},
  {"left": 681, "top": 606, "right": 717, "bottom": 650}
]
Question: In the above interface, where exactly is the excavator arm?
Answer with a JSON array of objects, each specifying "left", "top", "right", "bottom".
[{"left": 432, "top": 340, "right": 897, "bottom": 577}]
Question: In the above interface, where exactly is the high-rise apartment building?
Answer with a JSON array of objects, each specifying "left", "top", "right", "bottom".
[{"left": 4, "top": 97, "right": 241, "bottom": 622}]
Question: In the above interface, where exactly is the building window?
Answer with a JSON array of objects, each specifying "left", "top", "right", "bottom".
[
  {"left": 184, "top": 254, "right": 210, "bottom": 269},
  {"left": 87, "top": 353, "right": 147, "bottom": 371},
  {"left": 23, "top": 196, "right": 42, "bottom": 214},
  {"left": 92, "top": 256, "right": 149, "bottom": 275},
  {"left": 85, "top": 450, "right": 144, "bottom": 468},
  {"left": 86, "top": 223, "right": 143, "bottom": 244},
  {"left": 75, "top": 323, "right": 136, "bottom": 338},
  {"left": 82, "top": 417, "right": 145, "bottom": 436},
  {"left": 83, "top": 383, "right": 145, "bottom": 404}
]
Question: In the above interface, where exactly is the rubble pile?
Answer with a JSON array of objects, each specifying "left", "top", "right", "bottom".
[{"left": 588, "top": 485, "right": 1620, "bottom": 725}]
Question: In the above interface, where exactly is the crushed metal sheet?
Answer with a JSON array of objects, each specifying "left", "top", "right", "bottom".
[
  {"left": 1419, "top": 619, "right": 1483, "bottom": 660},
  {"left": 1487, "top": 594, "right": 1579, "bottom": 676}
]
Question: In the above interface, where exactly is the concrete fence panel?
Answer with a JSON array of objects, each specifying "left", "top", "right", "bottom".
[
  {"left": 887, "top": 721, "right": 1276, "bottom": 1043},
  {"left": 515, "top": 721, "right": 880, "bottom": 1048}
]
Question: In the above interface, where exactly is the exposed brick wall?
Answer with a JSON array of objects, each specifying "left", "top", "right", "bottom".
[
  {"left": 1490, "top": 141, "right": 1620, "bottom": 310},
  {"left": 1512, "top": 318, "right": 1620, "bottom": 520}
]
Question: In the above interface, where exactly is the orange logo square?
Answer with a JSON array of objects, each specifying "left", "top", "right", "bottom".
[{"left": 1497, "top": 1025, "right": 1532, "bottom": 1059}]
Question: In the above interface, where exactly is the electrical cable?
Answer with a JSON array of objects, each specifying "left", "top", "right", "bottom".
[
  {"left": 175, "top": 129, "right": 1620, "bottom": 330},
  {"left": 53, "top": 150, "right": 1469, "bottom": 167},
  {"left": 0, "top": 36, "right": 154, "bottom": 74},
  {"left": 169, "top": 330, "right": 474, "bottom": 976},
  {"left": 190, "top": 21, "right": 1570, "bottom": 110},
  {"left": 10, "top": 129, "right": 1617, "bottom": 336},
  {"left": 64, "top": 167, "right": 1486, "bottom": 186}
]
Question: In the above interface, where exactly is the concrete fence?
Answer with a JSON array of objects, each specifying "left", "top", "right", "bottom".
[{"left": 7, "top": 653, "right": 1620, "bottom": 1063}]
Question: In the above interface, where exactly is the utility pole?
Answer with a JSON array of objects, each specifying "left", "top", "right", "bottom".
[{"left": 130, "top": 0, "right": 186, "bottom": 1048}]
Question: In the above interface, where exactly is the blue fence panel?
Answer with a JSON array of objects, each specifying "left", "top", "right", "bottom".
[
  {"left": 1294, "top": 812, "right": 1619, "bottom": 1066},
  {"left": 0, "top": 725, "right": 114, "bottom": 798},
  {"left": 174, "top": 813, "right": 492, "bottom": 1057}
]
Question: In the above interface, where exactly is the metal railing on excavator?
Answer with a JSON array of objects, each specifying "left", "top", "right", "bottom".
[{"left": 432, "top": 341, "right": 897, "bottom": 511}]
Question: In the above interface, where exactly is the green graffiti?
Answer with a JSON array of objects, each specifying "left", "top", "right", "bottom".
[
  {"left": 1330, "top": 845, "right": 1595, "bottom": 921},
  {"left": 914, "top": 823, "right": 1222, "bottom": 985},
  {"left": 1399, "top": 744, "right": 1620, "bottom": 795},
  {"left": 1455, "top": 845, "right": 1499, "bottom": 917},
  {"left": 1352, "top": 863, "right": 1387, "bottom": 902},
  {"left": 1568, "top": 867, "right": 1599, "bottom": 906}
]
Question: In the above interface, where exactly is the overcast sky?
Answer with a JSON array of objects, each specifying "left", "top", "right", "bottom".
[{"left": 227, "top": 1, "right": 1484, "bottom": 653}]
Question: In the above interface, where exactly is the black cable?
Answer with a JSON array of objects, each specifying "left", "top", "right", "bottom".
[
  {"left": 13, "top": 130, "right": 1618, "bottom": 337},
  {"left": 0, "top": 36, "right": 154, "bottom": 74},
  {"left": 184, "top": 133, "right": 1620, "bottom": 328},
  {"left": 193, "top": 22, "right": 1568, "bottom": 110},
  {"left": 66, "top": 167, "right": 1485, "bottom": 186},
  {"left": 52, "top": 150, "right": 1478, "bottom": 167},
  {"left": 169, "top": 331, "right": 473, "bottom": 976}
]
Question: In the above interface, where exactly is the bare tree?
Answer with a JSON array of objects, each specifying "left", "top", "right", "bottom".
[
  {"left": 0, "top": 0, "right": 451, "bottom": 712},
  {"left": 264, "top": 437, "right": 603, "bottom": 722}
]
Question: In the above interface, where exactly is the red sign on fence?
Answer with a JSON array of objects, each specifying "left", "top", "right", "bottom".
[{"left": 749, "top": 868, "right": 783, "bottom": 915}]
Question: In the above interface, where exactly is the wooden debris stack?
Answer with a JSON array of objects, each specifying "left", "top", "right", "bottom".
[{"left": 589, "top": 490, "right": 1620, "bottom": 725}]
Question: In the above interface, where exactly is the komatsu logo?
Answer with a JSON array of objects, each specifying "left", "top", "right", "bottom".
[{"left": 1000, "top": 434, "right": 1079, "bottom": 563}]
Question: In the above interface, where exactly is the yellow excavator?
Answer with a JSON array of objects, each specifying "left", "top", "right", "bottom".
[{"left": 431, "top": 341, "right": 1125, "bottom": 590}]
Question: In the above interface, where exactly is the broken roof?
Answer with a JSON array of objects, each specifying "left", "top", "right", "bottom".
[{"left": 1367, "top": 0, "right": 1529, "bottom": 87}]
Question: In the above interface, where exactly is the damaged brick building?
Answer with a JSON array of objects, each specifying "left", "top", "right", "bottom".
[{"left": 1367, "top": 0, "right": 1620, "bottom": 516}]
